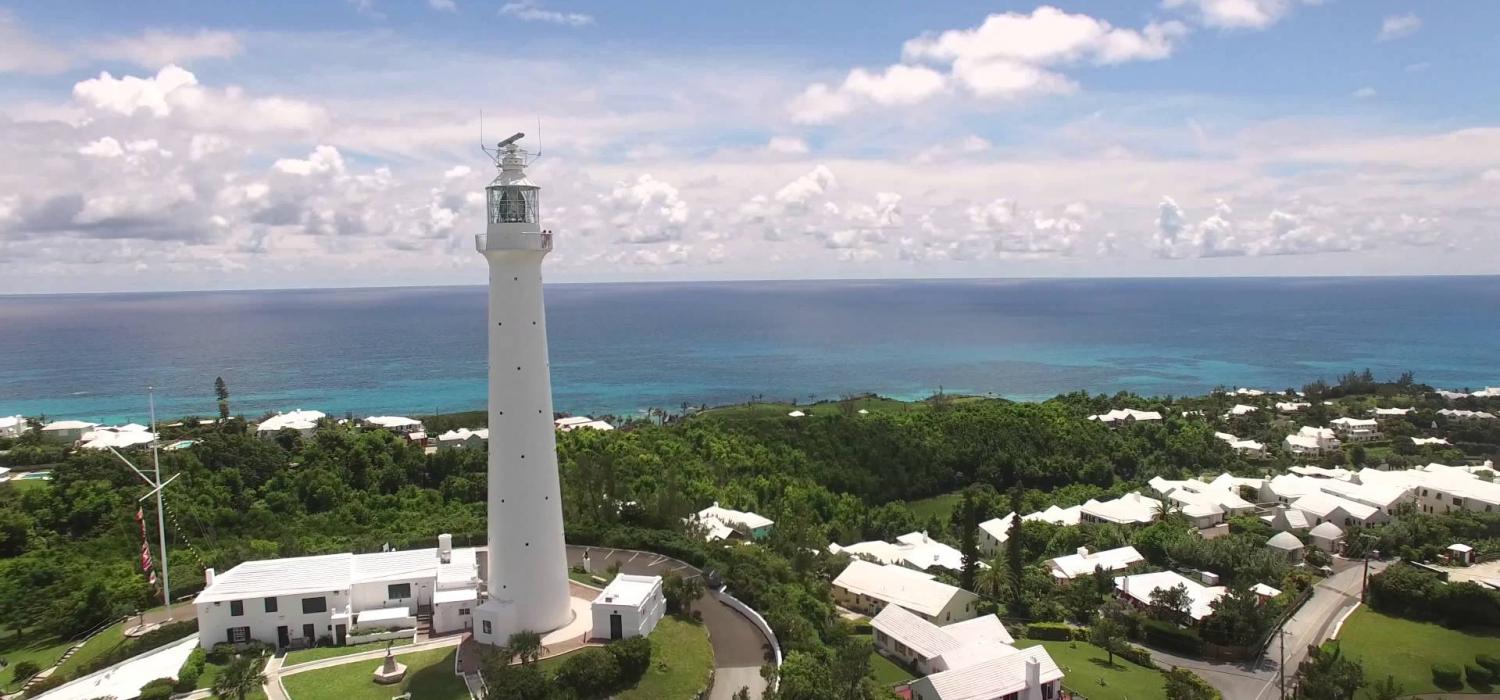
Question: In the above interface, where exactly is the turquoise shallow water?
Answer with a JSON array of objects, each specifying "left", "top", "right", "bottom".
[{"left": 0, "top": 276, "right": 1496, "bottom": 424}]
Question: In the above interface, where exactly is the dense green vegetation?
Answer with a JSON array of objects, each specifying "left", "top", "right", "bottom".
[
  {"left": 1331, "top": 608, "right": 1500, "bottom": 698},
  {"left": 0, "top": 371, "right": 1497, "bottom": 696}
]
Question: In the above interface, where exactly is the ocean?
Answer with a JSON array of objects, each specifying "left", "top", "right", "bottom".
[{"left": 0, "top": 277, "right": 1497, "bottom": 424}]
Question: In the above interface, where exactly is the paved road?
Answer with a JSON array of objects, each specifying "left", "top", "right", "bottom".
[
  {"left": 1149, "top": 560, "right": 1388, "bottom": 700},
  {"left": 566, "top": 545, "right": 774, "bottom": 699}
]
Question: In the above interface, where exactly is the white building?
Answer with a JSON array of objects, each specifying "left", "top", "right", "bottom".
[
  {"left": 1115, "top": 571, "right": 1226, "bottom": 622},
  {"left": 434, "top": 427, "right": 488, "bottom": 450},
  {"left": 554, "top": 416, "right": 615, "bottom": 432},
  {"left": 471, "top": 134, "right": 572, "bottom": 645},
  {"left": 1021, "top": 504, "right": 1082, "bottom": 526},
  {"left": 1080, "top": 492, "right": 1161, "bottom": 525},
  {"left": 977, "top": 513, "right": 1016, "bottom": 556},
  {"left": 590, "top": 574, "right": 664, "bottom": 641},
  {"left": 40, "top": 420, "right": 97, "bottom": 443},
  {"left": 1215, "top": 432, "right": 1268, "bottom": 458},
  {"left": 832, "top": 531, "right": 985, "bottom": 572},
  {"left": 364, "top": 416, "right": 424, "bottom": 435},
  {"left": 1308, "top": 522, "right": 1344, "bottom": 553},
  {"left": 1276, "top": 401, "right": 1310, "bottom": 413},
  {"left": 1411, "top": 437, "right": 1450, "bottom": 447},
  {"left": 909, "top": 646, "right": 1062, "bottom": 700},
  {"left": 1284, "top": 426, "right": 1341, "bottom": 455},
  {"left": 832, "top": 560, "right": 979, "bottom": 624},
  {"left": 195, "top": 537, "right": 478, "bottom": 650},
  {"left": 1372, "top": 407, "right": 1411, "bottom": 419},
  {"left": 1227, "top": 404, "right": 1259, "bottom": 417},
  {"left": 0, "top": 415, "right": 27, "bottom": 439},
  {"left": 871, "top": 603, "right": 1014, "bottom": 676},
  {"left": 255, "top": 410, "right": 325, "bottom": 439},
  {"left": 1439, "top": 409, "right": 1497, "bottom": 422},
  {"left": 78, "top": 425, "right": 157, "bottom": 451},
  {"left": 1047, "top": 546, "right": 1145, "bottom": 581},
  {"left": 1330, "top": 417, "right": 1381, "bottom": 443},
  {"left": 1266, "top": 531, "right": 1304, "bottom": 563},
  {"left": 1290, "top": 491, "right": 1383, "bottom": 528},
  {"left": 692, "top": 502, "right": 775, "bottom": 541},
  {"left": 1088, "top": 409, "right": 1163, "bottom": 425}
]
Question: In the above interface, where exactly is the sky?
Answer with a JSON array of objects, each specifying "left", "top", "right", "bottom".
[{"left": 0, "top": 0, "right": 1497, "bottom": 293}]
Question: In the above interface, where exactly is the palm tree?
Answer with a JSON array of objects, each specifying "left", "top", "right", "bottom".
[
  {"left": 506, "top": 630, "right": 543, "bottom": 666},
  {"left": 974, "top": 555, "right": 1010, "bottom": 604},
  {"left": 213, "top": 656, "right": 265, "bottom": 700},
  {"left": 1152, "top": 498, "right": 1185, "bottom": 523}
]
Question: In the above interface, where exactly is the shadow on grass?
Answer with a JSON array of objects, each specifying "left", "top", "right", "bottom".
[
  {"left": 403, "top": 649, "right": 467, "bottom": 697},
  {"left": 1087, "top": 657, "right": 1125, "bottom": 671}
]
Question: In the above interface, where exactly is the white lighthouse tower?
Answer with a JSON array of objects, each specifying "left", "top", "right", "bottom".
[{"left": 472, "top": 133, "right": 572, "bottom": 645}]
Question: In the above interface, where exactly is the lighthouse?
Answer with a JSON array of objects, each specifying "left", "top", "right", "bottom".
[{"left": 472, "top": 133, "right": 572, "bottom": 645}]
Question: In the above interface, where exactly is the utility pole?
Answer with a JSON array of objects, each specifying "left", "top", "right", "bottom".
[
  {"left": 108, "top": 387, "right": 178, "bottom": 619},
  {"left": 1279, "top": 627, "right": 1287, "bottom": 700}
]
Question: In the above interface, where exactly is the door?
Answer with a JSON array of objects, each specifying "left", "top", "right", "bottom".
[
  {"left": 335, "top": 624, "right": 347, "bottom": 646},
  {"left": 610, "top": 613, "right": 623, "bottom": 640},
  {"left": 302, "top": 623, "right": 315, "bottom": 644},
  {"left": 277, "top": 626, "right": 290, "bottom": 649}
]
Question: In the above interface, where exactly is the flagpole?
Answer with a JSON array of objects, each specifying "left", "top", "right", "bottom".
[{"left": 149, "top": 387, "right": 172, "bottom": 618}]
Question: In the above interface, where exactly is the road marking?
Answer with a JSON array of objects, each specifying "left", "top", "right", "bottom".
[{"left": 627, "top": 552, "right": 639, "bottom": 563}]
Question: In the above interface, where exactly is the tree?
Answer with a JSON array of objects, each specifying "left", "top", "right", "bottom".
[
  {"left": 1090, "top": 612, "right": 1128, "bottom": 666},
  {"left": 212, "top": 656, "right": 265, "bottom": 700},
  {"left": 553, "top": 647, "right": 621, "bottom": 699},
  {"left": 831, "top": 636, "right": 874, "bottom": 698},
  {"left": 1296, "top": 644, "right": 1366, "bottom": 700},
  {"left": 215, "top": 376, "right": 230, "bottom": 420},
  {"left": 506, "top": 630, "right": 543, "bottom": 666},
  {"left": 1065, "top": 576, "right": 1104, "bottom": 624},
  {"left": 774, "top": 650, "right": 836, "bottom": 700},
  {"left": 957, "top": 486, "right": 981, "bottom": 590},
  {"left": 1199, "top": 586, "right": 1263, "bottom": 646},
  {"left": 1005, "top": 486, "right": 1025, "bottom": 605},
  {"left": 1369, "top": 675, "right": 1404, "bottom": 700},
  {"left": 607, "top": 636, "right": 652, "bottom": 682},
  {"left": 484, "top": 663, "right": 552, "bottom": 700},
  {"left": 1150, "top": 583, "right": 1193, "bottom": 624},
  {"left": 1165, "top": 668, "right": 1221, "bottom": 700},
  {"left": 663, "top": 572, "right": 707, "bottom": 615}
]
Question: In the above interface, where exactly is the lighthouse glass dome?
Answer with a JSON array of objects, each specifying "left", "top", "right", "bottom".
[{"left": 487, "top": 184, "right": 538, "bottom": 224}]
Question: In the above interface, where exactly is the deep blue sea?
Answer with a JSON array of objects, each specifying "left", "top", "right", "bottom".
[{"left": 1, "top": 277, "right": 1497, "bottom": 424}]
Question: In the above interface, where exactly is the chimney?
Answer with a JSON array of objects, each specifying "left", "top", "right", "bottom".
[
  {"left": 1025, "top": 655, "right": 1041, "bottom": 689},
  {"left": 1077, "top": 546, "right": 1089, "bottom": 559},
  {"left": 438, "top": 533, "right": 453, "bottom": 564},
  {"left": 204, "top": 568, "right": 216, "bottom": 587}
]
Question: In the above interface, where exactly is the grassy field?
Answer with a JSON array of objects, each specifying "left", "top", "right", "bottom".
[
  {"left": 1332, "top": 608, "right": 1500, "bottom": 697},
  {"left": 53, "top": 619, "right": 128, "bottom": 679},
  {"left": 569, "top": 570, "right": 605, "bottom": 586},
  {"left": 853, "top": 635, "right": 914, "bottom": 686},
  {"left": 1016, "top": 640, "right": 1165, "bottom": 700},
  {"left": 281, "top": 647, "right": 467, "bottom": 700},
  {"left": 906, "top": 491, "right": 963, "bottom": 522},
  {"left": 284, "top": 638, "right": 413, "bottom": 666},
  {"left": 617, "top": 617, "right": 714, "bottom": 700},
  {"left": 0, "top": 628, "right": 74, "bottom": 692}
]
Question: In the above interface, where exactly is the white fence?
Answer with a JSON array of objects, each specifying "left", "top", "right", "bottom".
[{"left": 712, "top": 588, "right": 782, "bottom": 670}]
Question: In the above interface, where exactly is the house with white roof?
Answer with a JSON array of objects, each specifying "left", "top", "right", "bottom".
[
  {"left": 1437, "top": 390, "right": 1470, "bottom": 400},
  {"left": 977, "top": 513, "right": 1016, "bottom": 556},
  {"left": 78, "top": 425, "right": 157, "bottom": 451},
  {"left": 1330, "top": 417, "right": 1381, "bottom": 443},
  {"left": 1438, "top": 409, "right": 1498, "bottom": 422},
  {"left": 364, "top": 416, "right": 424, "bottom": 435},
  {"left": 1080, "top": 492, "right": 1161, "bottom": 525},
  {"left": 830, "top": 531, "right": 985, "bottom": 573},
  {"left": 434, "top": 427, "right": 488, "bottom": 450},
  {"left": 1313, "top": 479, "right": 1411, "bottom": 516},
  {"left": 1088, "top": 409, "right": 1163, "bottom": 425},
  {"left": 1411, "top": 437, "right": 1450, "bottom": 447},
  {"left": 1284, "top": 426, "right": 1340, "bottom": 455},
  {"left": 908, "top": 645, "right": 1063, "bottom": 700},
  {"left": 1021, "top": 504, "right": 1082, "bottom": 526},
  {"left": 0, "top": 415, "right": 27, "bottom": 439},
  {"left": 1372, "top": 407, "right": 1411, "bottom": 419},
  {"left": 590, "top": 573, "right": 664, "bottom": 641},
  {"left": 40, "top": 420, "right": 98, "bottom": 443},
  {"left": 255, "top": 410, "right": 326, "bottom": 439},
  {"left": 832, "top": 560, "right": 979, "bottom": 624},
  {"left": 1114, "top": 571, "right": 1226, "bottom": 622},
  {"left": 1233, "top": 388, "right": 1267, "bottom": 397},
  {"left": 555, "top": 416, "right": 615, "bottom": 432},
  {"left": 1290, "top": 491, "right": 1384, "bottom": 528},
  {"left": 1215, "top": 432, "right": 1268, "bottom": 458},
  {"left": 871, "top": 604, "right": 1015, "bottom": 677},
  {"left": 1276, "top": 401, "right": 1310, "bottom": 413},
  {"left": 1047, "top": 546, "right": 1145, "bottom": 581},
  {"left": 692, "top": 502, "right": 774, "bottom": 541},
  {"left": 1227, "top": 404, "right": 1259, "bottom": 417},
  {"left": 1266, "top": 532, "right": 1304, "bottom": 563},
  {"left": 195, "top": 534, "right": 478, "bottom": 650},
  {"left": 1261, "top": 474, "right": 1322, "bottom": 505},
  {"left": 1308, "top": 522, "right": 1344, "bottom": 553},
  {"left": 1267, "top": 506, "right": 1311, "bottom": 533}
]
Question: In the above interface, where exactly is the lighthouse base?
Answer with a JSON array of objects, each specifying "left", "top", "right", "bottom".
[{"left": 471, "top": 592, "right": 580, "bottom": 647}]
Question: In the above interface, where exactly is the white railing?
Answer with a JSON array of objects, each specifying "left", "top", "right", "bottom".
[{"left": 712, "top": 587, "right": 782, "bottom": 671}]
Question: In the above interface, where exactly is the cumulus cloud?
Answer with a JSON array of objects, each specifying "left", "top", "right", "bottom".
[
  {"left": 72, "top": 65, "right": 326, "bottom": 132},
  {"left": 1154, "top": 197, "right": 1383, "bottom": 258},
  {"left": 1162, "top": 0, "right": 1310, "bottom": 30},
  {"left": 1377, "top": 13, "right": 1421, "bottom": 41},
  {"left": 1153, "top": 197, "right": 1246, "bottom": 258},
  {"left": 601, "top": 174, "right": 689, "bottom": 244},
  {"left": 0, "top": 11, "right": 70, "bottom": 74},
  {"left": 791, "top": 6, "right": 1185, "bottom": 122},
  {"left": 500, "top": 1, "right": 593, "bottom": 26},
  {"left": 967, "top": 198, "right": 1085, "bottom": 254}
]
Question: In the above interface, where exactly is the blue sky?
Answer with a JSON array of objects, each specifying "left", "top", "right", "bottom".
[{"left": 1, "top": 1, "right": 1497, "bottom": 292}]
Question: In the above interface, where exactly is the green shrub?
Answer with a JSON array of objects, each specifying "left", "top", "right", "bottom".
[
  {"left": 174, "top": 647, "right": 207, "bottom": 692},
  {"left": 554, "top": 647, "right": 622, "bottom": 698},
  {"left": 1142, "top": 619, "right": 1204, "bottom": 655},
  {"left": 1478, "top": 653, "right": 1500, "bottom": 676},
  {"left": 1117, "top": 644, "right": 1155, "bottom": 668},
  {"left": 1467, "top": 663, "right": 1493, "bottom": 687},
  {"left": 1027, "top": 622, "right": 1074, "bottom": 641},
  {"left": 138, "top": 677, "right": 177, "bottom": 700},
  {"left": 608, "top": 635, "right": 653, "bottom": 682},
  {"left": 1433, "top": 663, "right": 1462, "bottom": 688},
  {"left": 1164, "top": 667, "right": 1222, "bottom": 700},
  {"left": 10, "top": 661, "right": 40, "bottom": 681}
]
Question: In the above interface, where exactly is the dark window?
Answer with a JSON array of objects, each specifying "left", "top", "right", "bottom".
[
  {"left": 264, "top": 597, "right": 278, "bottom": 613},
  {"left": 482, "top": 620, "right": 492, "bottom": 634},
  {"left": 458, "top": 608, "right": 470, "bottom": 616},
  {"left": 228, "top": 626, "right": 250, "bottom": 643},
  {"left": 229, "top": 600, "right": 243, "bottom": 617},
  {"left": 388, "top": 583, "right": 412, "bottom": 600},
  {"left": 301, "top": 597, "right": 327, "bottom": 614}
]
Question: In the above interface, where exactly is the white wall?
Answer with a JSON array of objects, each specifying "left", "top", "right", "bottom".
[
  {"left": 589, "top": 587, "right": 664, "bottom": 640},
  {"left": 196, "top": 590, "right": 349, "bottom": 650},
  {"left": 350, "top": 577, "right": 434, "bottom": 615},
  {"left": 433, "top": 599, "right": 475, "bottom": 635}
]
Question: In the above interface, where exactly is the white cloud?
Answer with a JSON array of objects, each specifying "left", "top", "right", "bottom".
[
  {"left": 1153, "top": 197, "right": 1245, "bottom": 258},
  {"left": 1162, "top": 0, "right": 1309, "bottom": 30},
  {"left": 78, "top": 137, "right": 126, "bottom": 158},
  {"left": 274, "top": 146, "right": 347, "bottom": 176},
  {"left": 766, "top": 137, "right": 809, "bottom": 155},
  {"left": 602, "top": 174, "right": 689, "bottom": 244},
  {"left": 0, "top": 11, "right": 70, "bottom": 74},
  {"left": 793, "top": 6, "right": 1185, "bottom": 122},
  {"left": 1352, "top": 87, "right": 1376, "bottom": 99},
  {"left": 1377, "top": 13, "right": 1421, "bottom": 41},
  {"left": 500, "top": 1, "right": 593, "bottom": 26},
  {"left": 429, "top": 0, "right": 457, "bottom": 11},
  {"left": 90, "top": 29, "right": 241, "bottom": 68},
  {"left": 72, "top": 65, "right": 326, "bottom": 132}
]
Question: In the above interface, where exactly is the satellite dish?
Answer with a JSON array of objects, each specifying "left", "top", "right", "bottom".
[{"left": 497, "top": 132, "right": 525, "bottom": 148}]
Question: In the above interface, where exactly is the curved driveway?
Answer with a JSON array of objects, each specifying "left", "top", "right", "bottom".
[{"left": 565, "top": 545, "right": 774, "bottom": 700}]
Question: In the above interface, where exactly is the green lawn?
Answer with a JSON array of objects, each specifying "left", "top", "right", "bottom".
[
  {"left": 194, "top": 657, "right": 268, "bottom": 698},
  {"left": 569, "top": 570, "right": 605, "bottom": 586},
  {"left": 617, "top": 617, "right": 714, "bottom": 700},
  {"left": 284, "top": 637, "right": 414, "bottom": 666},
  {"left": 281, "top": 647, "right": 468, "bottom": 700},
  {"left": 1332, "top": 608, "right": 1500, "bottom": 698},
  {"left": 1016, "top": 640, "right": 1166, "bottom": 700},
  {"left": 906, "top": 491, "right": 963, "bottom": 522},
  {"left": 53, "top": 619, "right": 128, "bottom": 679},
  {"left": 0, "top": 627, "right": 73, "bottom": 692},
  {"left": 853, "top": 635, "right": 914, "bottom": 686}
]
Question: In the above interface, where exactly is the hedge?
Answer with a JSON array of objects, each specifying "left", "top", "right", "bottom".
[
  {"left": 1433, "top": 663, "right": 1461, "bottom": 688},
  {"left": 138, "top": 677, "right": 176, "bottom": 700},
  {"left": 174, "top": 647, "right": 207, "bottom": 693},
  {"left": 1117, "top": 643, "right": 1155, "bottom": 668},
  {"left": 1165, "top": 667, "right": 1222, "bottom": 700},
  {"left": 1143, "top": 619, "right": 1204, "bottom": 656},
  {"left": 1466, "top": 663, "right": 1492, "bottom": 687},
  {"left": 75, "top": 620, "right": 198, "bottom": 677},
  {"left": 1478, "top": 654, "right": 1500, "bottom": 676},
  {"left": 1027, "top": 622, "right": 1075, "bottom": 641}
]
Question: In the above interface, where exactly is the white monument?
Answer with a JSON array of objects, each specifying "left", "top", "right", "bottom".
[{"left": 471, "top": 133, "right": 573, "bottom": 645}]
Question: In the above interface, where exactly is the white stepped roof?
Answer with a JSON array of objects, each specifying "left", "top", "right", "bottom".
[
  {"left": 1048, "top": 545, "right": 1144, "bottom": 580},
  {"left": 978, "top": 513, "right": 1016, "bottom": 543},
  {"left": 1308, "top": 521, "right": 1344, "bottom": 539},
  {"left": 1291, "top": 492, "right": 1378, "bottom": 521},
  {"left": 196, "top": 546, "right": 477, "bottom": 604},
  {"left": 1022, "top": 504, "right": 1082, "bottom": 526},
  {"left": 42, "top": 420, "right": 98, "bottom": 431},
  {"left": 917, "top": 646, "right": 1062, "bottom": 700},
  {"left": 696, "top": 502, "right": 774, "bottom": 531},
  {"left": 1115, "top": 570, "right": 1226, "bottom": 621},
  {"left": 365, "top": 416, "right": 422, "bottom": 428},
  {"left": 256, "top": 410, "right": 326, "bottom": 432},
  {"left": 833, "top": 560, "right": 971, "bottom": 618},
  {"left": 872, "top": 603, "right": 964, "bottom": 659},
  {"left": 1267, "top": 531, "right": 1304, "bottom": 551}
]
